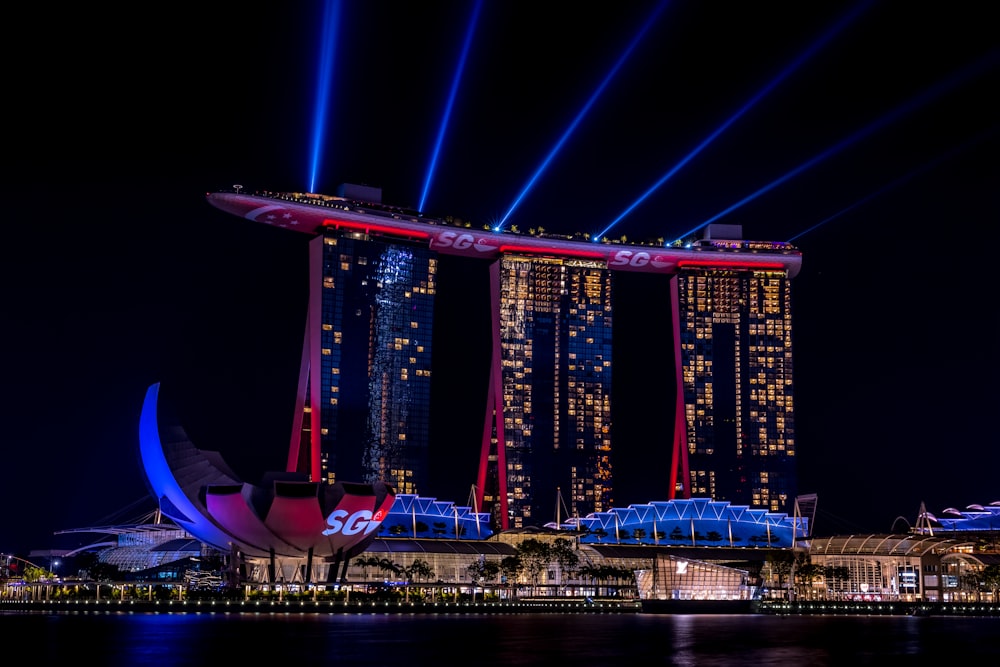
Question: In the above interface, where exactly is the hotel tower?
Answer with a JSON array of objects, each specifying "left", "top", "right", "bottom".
[
  {"left": 479, "top": 255, "right": 614, "bottom": 529},
  {"left": 207, "top": 187, "right": 802, "bottom": 531},
  {"left": 674, "top": 226, "right": 798, "bottom": 513}
]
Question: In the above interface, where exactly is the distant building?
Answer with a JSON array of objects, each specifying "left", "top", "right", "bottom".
[{"left": 807, "top": 533, "right": 1000, "bottom": 603}]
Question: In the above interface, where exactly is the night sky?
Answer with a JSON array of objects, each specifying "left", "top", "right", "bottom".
[{"left": 3, "top": 1, "right": 997, "bottom": 555}]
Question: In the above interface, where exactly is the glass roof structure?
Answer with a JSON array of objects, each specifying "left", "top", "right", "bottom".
[{"left": 552, "top": 498, "right": 807, "bottom": 548}]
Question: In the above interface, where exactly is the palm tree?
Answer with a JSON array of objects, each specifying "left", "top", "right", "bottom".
[
  {"left": 982, "top": 564, "right": 1000, "bottom": 601},
  {"left": 410, "top": 558, "right": 434, "bottom": 582},
  {"left": 408, "top": 558, "right": 434, "bottom": 600},
  {"left": 609, "top": 565, "right": 635, "bottom": 597},
  {"left": 466, "top": 558, "right": 501, "bottom": 602},
  {"left": 763, "top": 552, "right": 794, "bottom": 598},
  {"left": 353, "top": 556, "right": 381, "bottom": 582},
  {"left": 398, "top": 559, "right": 433, "bottom": 603},
  {"left": 377, "top": 558, "right": 402, "bottom": 581},
  {"left": 516, "top": 539, "right": 552, "bottom": 596},
  {"left": 961, "top": 571, "right": 985, "bottom": 602},
  {"left": 466, "top": 559, "right": 487, "bottom": 602},
  {"left": 793, "top": 562, "right": 826, "bottom": 600},
  {"left": 577, "top": 564, "right": 601, "bottom": 596},
  {"left": 499, "top": 556, "right": 523, "bottom": 598},
  {"left": 550, "top": 538, "right": 579, "bottom": 595}
]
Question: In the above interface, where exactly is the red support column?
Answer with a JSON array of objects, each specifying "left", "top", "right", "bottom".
[
  {"left": 667, "top": 275, "right": 690, "bottom": 499},
  {"left": 477, "top": 260, "right": 509, "bottom": 530}
]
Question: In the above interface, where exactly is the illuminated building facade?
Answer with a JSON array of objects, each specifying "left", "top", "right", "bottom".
[
  {"left": 206, "top": 188, "right": 804, "bottom": 532},
  {"left": 479, "top": 256, "right": 613, "bottom": 528},
  {"left": 674, "top": 231, "right": 797, "bottom": 513},
  {"left": 291, "top": 229, "right": 437, "bottom": 494}
]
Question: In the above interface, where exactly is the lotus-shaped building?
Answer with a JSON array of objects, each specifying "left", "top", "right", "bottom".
[{"left": 139, "top": 383, "right": 396, "bottom": 582}]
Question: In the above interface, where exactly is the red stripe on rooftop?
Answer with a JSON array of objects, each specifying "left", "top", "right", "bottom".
[{"left": 321, "top": 218, "right": 432, "bottom": 239}]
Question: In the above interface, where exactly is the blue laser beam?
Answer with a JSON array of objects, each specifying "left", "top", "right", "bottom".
[
  {"left": 594, "top": 0, "right": 873, "bottom": 242},
  {"left": 493, "top": 0, "right": 670, "bottom": 231},
  {"left": 787, "top": 125, "right": 999, "bottom": 243},
  {"left": 418, "top": 0, "right": 483, "bottom": 214},
  {"left": 308, "top": 0, "right": 342, "bottom": 194},
  {"left": 671, "top": 48, "right": 1000, "bottom": 244}
]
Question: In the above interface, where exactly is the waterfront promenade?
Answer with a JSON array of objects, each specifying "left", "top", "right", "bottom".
[
  {"left": 754, "top": 599, "right": 1000, "bottom": 617},
  {"left": 5, "top": 597, "right": 1000, "bottom": 616},
  {"left": 1, "top": 597, "right": 638, "bottom": 614}
]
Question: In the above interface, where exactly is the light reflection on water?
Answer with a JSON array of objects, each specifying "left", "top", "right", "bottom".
[{"left": 5, "top": 611, "right": 998, "bottom": 666}]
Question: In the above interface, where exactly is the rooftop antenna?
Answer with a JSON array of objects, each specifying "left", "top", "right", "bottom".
[
  {"left": 469, "top": 484, "right": 482, "bottom": 538},
  {"left": 915, "top": 501, "right": 935, "bottom": 536},
  {"left": 554, "top": 487, "right": 572, "bottom": 527},
  {"left": 793, "top": 493, "right": 817, "bottom": 544}
]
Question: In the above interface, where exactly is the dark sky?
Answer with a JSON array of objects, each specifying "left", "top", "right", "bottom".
[{"left": 3, "top": 1, "right": 997, "bottom": 555}]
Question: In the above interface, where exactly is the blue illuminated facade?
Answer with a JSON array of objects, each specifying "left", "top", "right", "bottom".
[
  {"left": 925, "top": 503, "right": 1000, "bottom": 532},
  {"left": 561, "top": 498, "right": 806, "bottom": 548},
  {"left": 379, "top": 493, "right": 494, "bottom": 540},
  {"left": 307, "top": 229, "right": 437, "bottom": 495}
]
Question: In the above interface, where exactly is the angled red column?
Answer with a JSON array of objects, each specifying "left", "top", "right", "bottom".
[
  {"left": 668, "top": 274, "right": 690, "bottom": 499},
  {"left": 477, "top": 260, "right": 509, "bottom": 530}
]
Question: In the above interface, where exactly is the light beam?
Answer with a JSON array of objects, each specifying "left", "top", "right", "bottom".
[
  {"left": 671, "top": 48, "right": 1000, "bottom": 244},
  {"left": 308, "top": 0, "right": 343, "bottom": 194},
  {"left": 418, "top": 0, "right": 483, "bottom": 214},
  {"left": 494, "top": 0, "right": 670, "bottom": 231},
  {"left": 595, "top": 0, "right": 873, "bottom": 241},
  {"left": 787, "top": 125, "right": 999, "bottom": 242}
]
